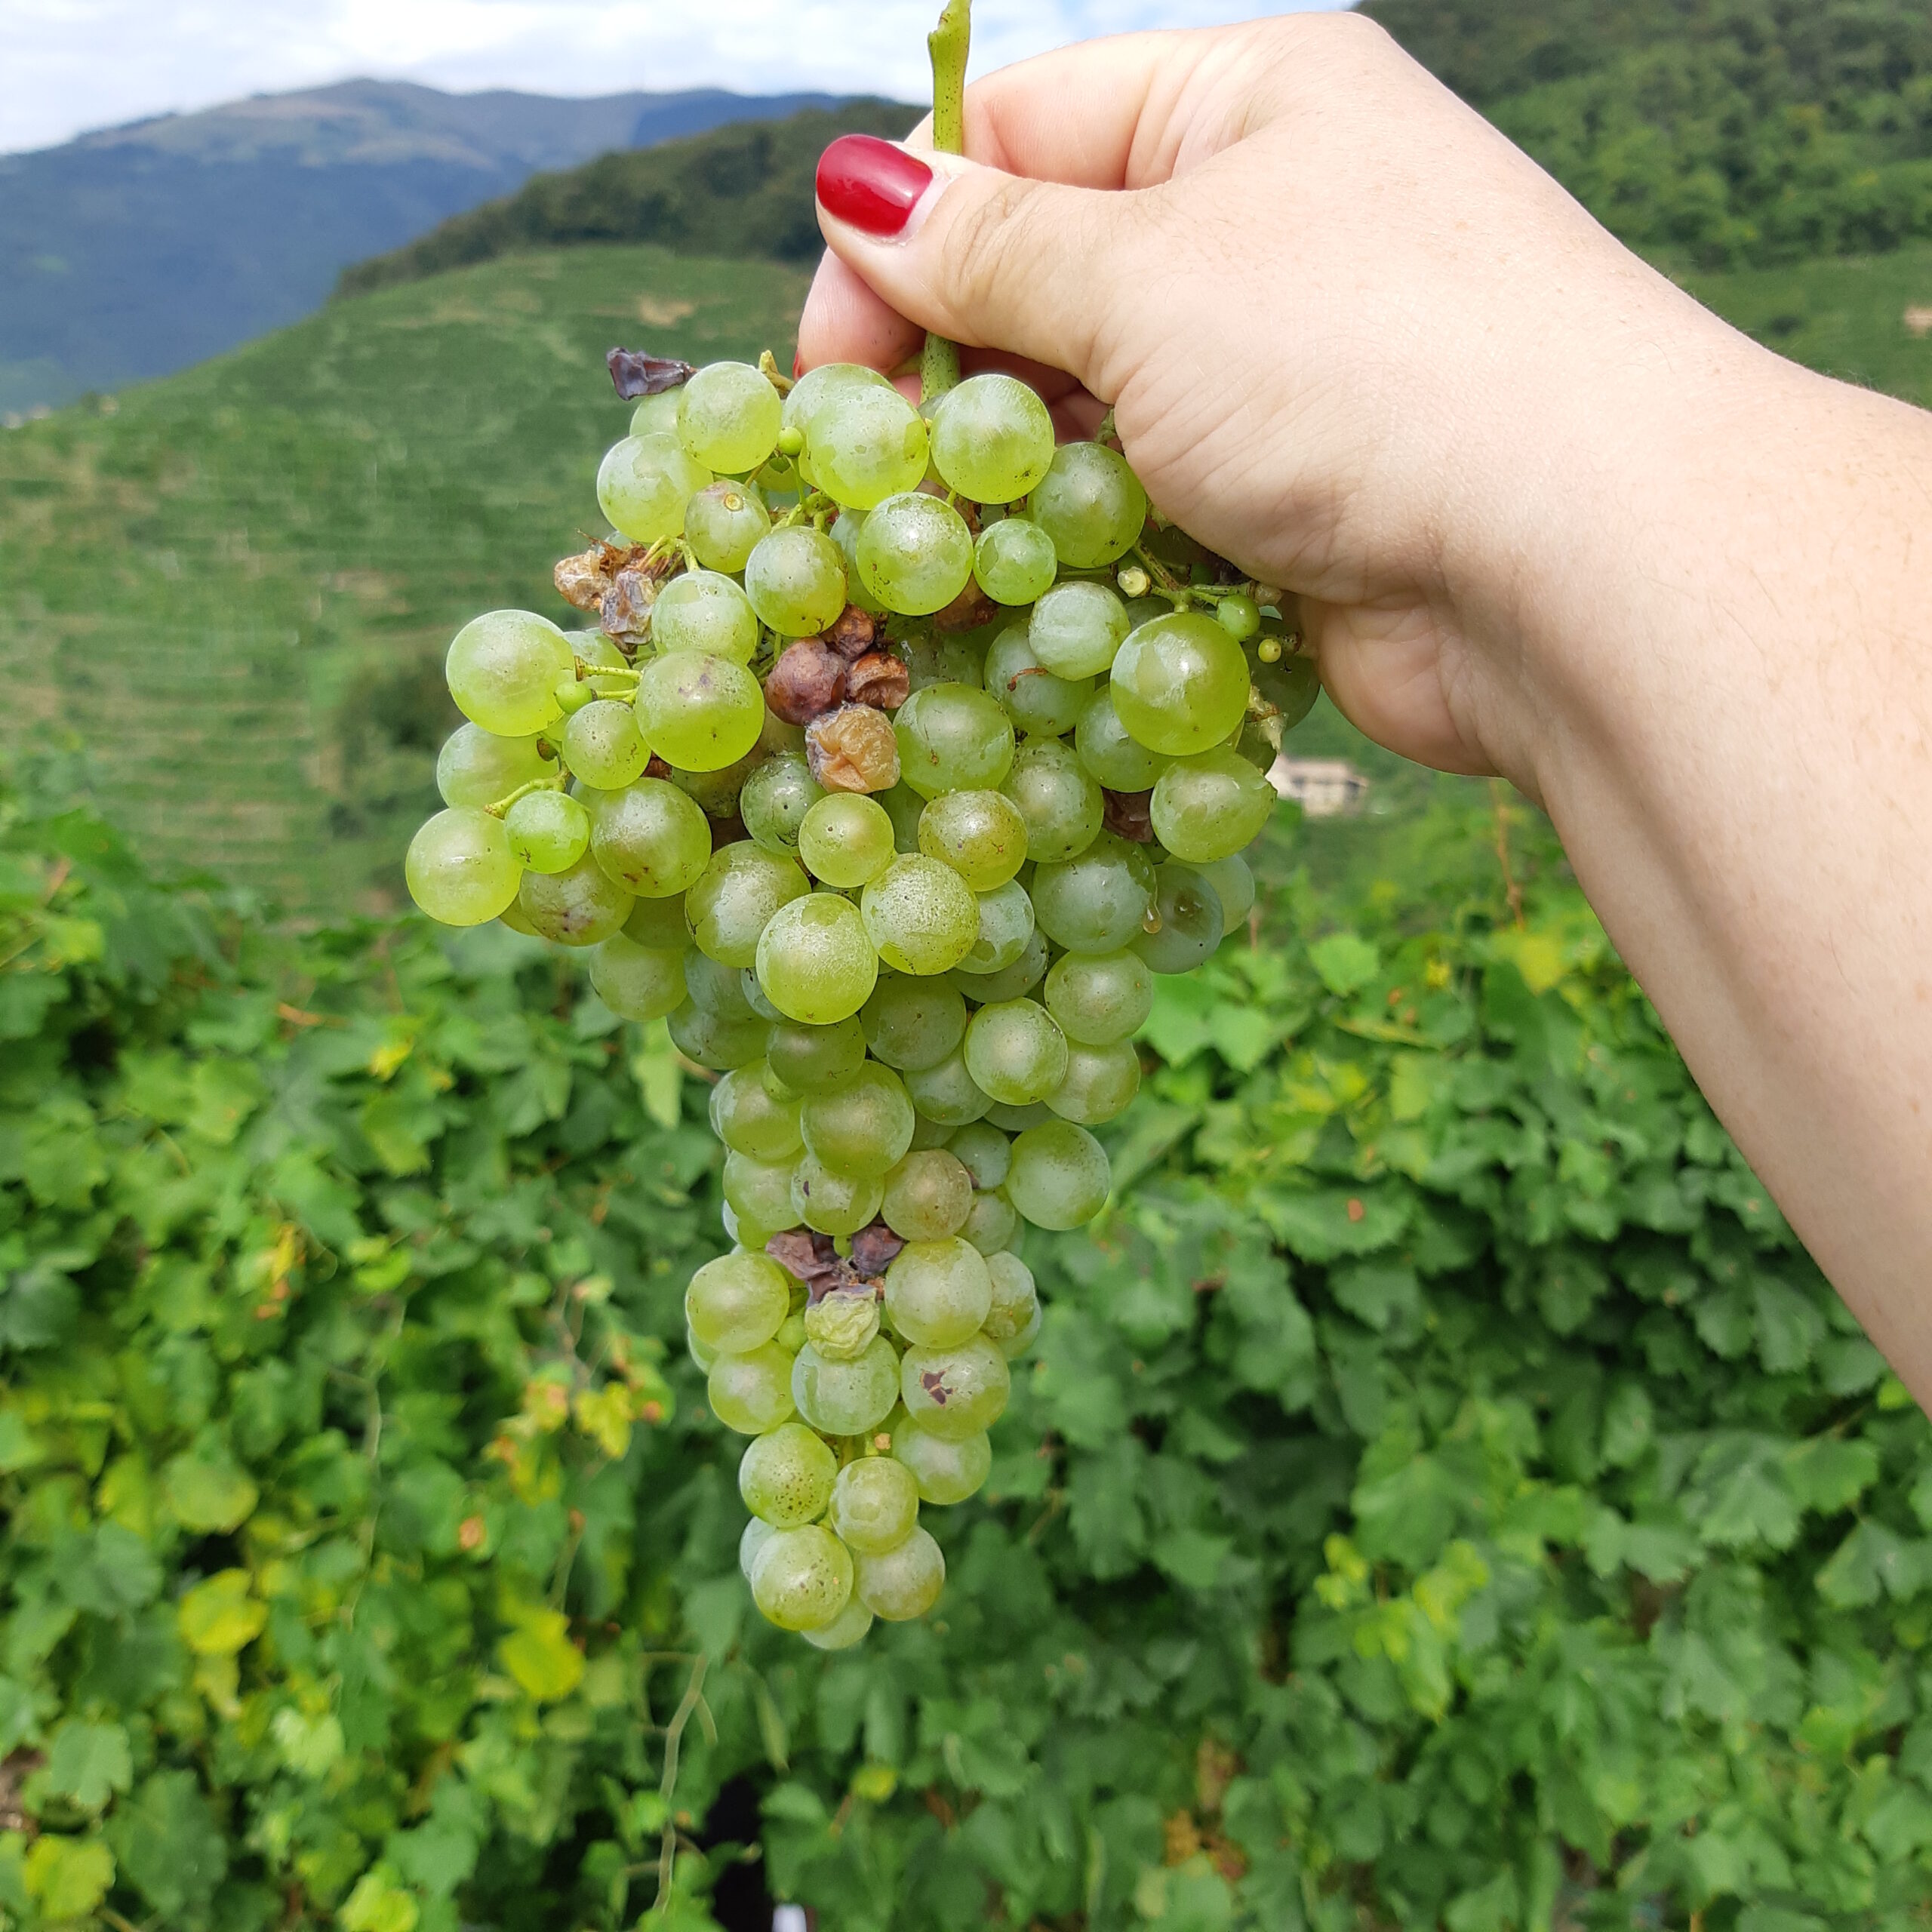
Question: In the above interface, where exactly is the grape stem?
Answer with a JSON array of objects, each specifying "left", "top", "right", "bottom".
[
  {"left": 918, "top": 0, "right": 971, "bottom": 405},
  {"left": 482, "top": 777, "right": 563, "bottom": 818},
  {"left": 576, "top": 657, "right": 641, "bottom": 685}
]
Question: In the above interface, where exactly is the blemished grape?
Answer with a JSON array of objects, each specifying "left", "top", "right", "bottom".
[
  {"left": 1075, "top": 685, "right": 1173, "bottom": 792},
  {"left": 520, "top": 850, "right": 633, "bottom": 945},
  {"left": 756, "top": 892, "right": 879, "bottom": 1025},
  {"left": 861, "top": 974, "right": 966, "bottom": 1072},
  {"left": 591, "top": 778, "right": 712, "bottom": 898},
  {"left": 947, "top": 1121, "right": 1011, "bottom": 1192},
  {"left": 1000, "top": 738, "right": 1103, "bottom": 866},
  {"left": 685, "top": 479, "right": 771, "bottom": 574},
  {"left": 862, "top": 854, "right": 981, "bottom": 976},
  {"left": 894, "top": 683, "right": 1016, "bottom": 799},
  {"left": 651, "top": 569, "right": 760, "bottom": 663},
  {"left": 447, "top": 610, "right": 574, "bottom": 737},
  {"left": 709, "top": 1341, "right": 799, "bottom": 1435},
  {"left": 1044, "top": 949, "right": 1154, "bottom": 1044},
  {"left": 1007, "top": 1120, "right": 1112, "bottom": 1229},
  {"left": 505, "top": 788, "right": 589, "bottom": 873},
  {"left": 884, "top": 1236, "right": 992, "bottom": 1347},
  {"left": 750, "top": 1524, "right": 852, "bottom": 1631},
  {"left": 960, "top": 878, "right": 1035, "bottom": 974},
  {"left": 405, "top": 808, "right": 521, "bottom": 928},
  {"left": 1136, "top": 863, "right": 1226, "bottom": 975},
  {"left": 791, "top": 1154, "right": 884, "bottom": 1236},
  {"left": 798, "top": 792, "right": 897, "bottom": 888},
  {"left": 591, "top": 933, "right": 688, "bottom": 1021},
  {"left": 810, "top": 383, "right": 930, "bottom": 509},
  {"left": 891, "top": 1419, "right": 991, "bottom": 1506},
  {"left": 919, "top": 789, "right": 1029, "bottom": 891},
  {"left": 678, "top": 360, "right": 783, "bottom": 474},
  {"left": 723, "top": 1150, "right": 800, "bottom": 1234},
  {"left": 899, "top": 1335, "right": 1010, "bottom": 1440},
  {"left": 687, "top": 843, "right": 809, "bottom": 968},
  {"left": 668, "top": 998, "right": 769, "bottom": 1072},
  {"left": 857, "top": 491, "right": 977, "bottom": 617},
  {"left": 1048, "top": 1038, "right": 1143, "bottom": 1125},
  {"left": 805, "top": 1287, "right": 880, "bottom": 1361},
  {"left": 687, "top": 1251, "right": 792, "bottom": 1355},
  {"left": 710, "top": 1063, "right": 803, "bottom": 1160},
  {"left": 983, "top": 623, "right": 1094, "bottom": 739},
  {"left": 745, "top": 526, "right": 848, "bottom": 636},
  {"left": 961, "top": 1188, "right": 1020, "bottom": 1256},
  {"left": 1027, "top": 441, "right": 1148, "bottom": 567},
  {"left": 767, "top": 1014, "right": 868, "bottom": 1094},
  {"left": 974, "top": 516, "right": 1058, "bottom": 606},
  {"left": 854, "top": 1525, "right": 946, "bottom": 1621},
  {"left": 739, "top": 1422, "right": 837, "bottom": 1527},
  {"left": 1032, "top": 832, "right": 1156, "bottom": 955},
  {"left": 801, "top": 1061, "right": 915, "bottom": 1174},
  {"left": 1200, "top": 852, "right": 1257, "bottom": 928},
  {"left": 1150, "top": 748, "right": 1275, "bottom": 861},
  {"left": 793, "top": 1335, "right": 901, "bottom": 1435},
  {"left": 437, "top": 723, "right": 551, "bottom": 809},
  {"left": 742, "top": 753, "right": 824, "bottom": 857},
  {"left": 638, "top": 651, "right": 764, "bottom": 772},
  {"left": 881, "top": 1149, "right": 974, "bottom": 1241},
  {"left": 1030, "top": 580, "right": 1131, "bottom": 680},
  {"left": 1107, "top": 611, "right": 1251, "bottom": 756},
  {"left": 951, "top": 926, "right": 1049, "bottom": 1004},
  {"left": 598, "top": 433, "right": 712, "bottom": 544},
  {"left": 903, "top": 1047, "right": 994, "bottom": 1128},
  {"left": 829, "top": 1455, "right": 921, "bottom": 1555},
  {"left": 564, "top": 697, "right": 651, "bottom": 789}
]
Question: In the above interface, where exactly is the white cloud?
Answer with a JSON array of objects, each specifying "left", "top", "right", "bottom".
[{"left": 0, "top": 0, "right": 1349, "bottom": 155}]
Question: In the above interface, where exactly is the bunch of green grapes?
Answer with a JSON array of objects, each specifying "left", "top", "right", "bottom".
[{"left": 405, "top": 349, "right": 1318, "bottom": 1645}]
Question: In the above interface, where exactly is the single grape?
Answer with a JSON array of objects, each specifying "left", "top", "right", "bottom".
[
  {"left": 860, "top": 974, "right": 966, "bottom": 1072},
  {"left": 1075, "top": 686, "right": 1174, "bottom": 792},
  {"left": 1031, "top": 832, "right": 1156, "bottom": 955},
  {"left": 961, "top": 1189, "right": 1020, "bottom": 1256},
  {"left": 590, "top": 933, "right": 688, "bottom": 1021},
  {"left": 959, "top": 878, "right": 1035, "bottom": 976},
  {"left": 405, "top": 808, "right": 521, "bottom": 928},
  {"left": 949, "top": 927, "right": 1049, "bottom": 1004},
  {"left": 1044, "top": 949, "right": 1154, "bottom": 1044},
  {"left": 1027, "top": 441, "right": 1147, "bottom": 567},
  {"left": 828, "top": 1456, "right": 921, "bottom": 1555},
  {"left": 598, "top": 433, "right": 712, "bottom": 544},
  {"left": 1030, "top": 581, "right": 1131, "bottom": 679},
  {"left": 791, "top": 1153, "right": 884, "bottom": 1236},
  {"left": 857, "top": 491, "right": 975, "bottom": 617},
  {"left": 686, "top": 1251, "right": 792, "bottom": 1354},
  {"left": 745, "top": 525, "right": 848, "bottom": 637},
  {"left": 755, "top": 892, "right": 879, "bottom": 1026},
  {"left": 902, "top": 631, "right": 989, "bottom": 694},
  {"left": 519, "top": 849, "right": 632, "bottom": 944},
  {"left": 1048, "top": 1038, "right": 1142, "bottom": 1125},
  {"left": 446, "top": 610, "right": 573, "bottom": 737},
  {"left": 741, "top": 752, "right": 824, "bottom": 857},
  {"left": 783, "top": 361, "right": 893, "bottom": 435},
  {"left": 504, "top": 788, "right": 589, "bottom": 873},
  {"left": 998, "top": 739, "right": 1103, "bottom": 867},
  {"left": 918, "top": 789, "right": 1029, "bottom": 893},
  {"left": 793, "top": 1334, "right": 901, "bottom": 1435},
  {"left": 983, "top": 623, "right": 1094, "bottom": 739},
  {"left": 686, "top": 842, "right": 809, "bottom": 969},
  {"left": 767, "top": 1014, "right": 869, "bottom": 1095},
  {"left": 710, "top": 1062, "right": 804, "bottom": 1160},
  {"left": 437, "top": 723, "right": 551, "bottom": 808},
  {"left": 1108, "top": 612, "right": 1251, "bottom": 756},
  {"left": 862, "top": 854, "right": 982, "bottom": 976},
  {"left": 563, "top": 697, "right": 650, "bottom": 789},
  {"left": 809, "top": 383, "right": 930, "bottom": 509},
  {"left": 1135, "top": 863, "right": 1226, "bottom": 974},
  {"left": 854, "top": 1525, "right": 946, "bottom": 1621},
  {"left": 892, "top": 1419, "right": 991, "bottom": 1505},
  {"left": 798, "top": 792, "right": 897, "bottom": 888},
  {"left": 884, "top": 1236, "right": 992, "bottom": 1347},
  {"left": 1149, "top": 748, "right": 1275, "bottom": 862},
  {"left": 684, "top": 478, "right": 771, "bottom": 574},
  {"left": 805, "top": 1287, "right": 881, "bottom": 1361},
  {"left": 909, "top": 1114, "right": 957, "bottom": 1151},
  {"left": 749, "top": 1524, "right": 852, "bottom": 1631},
  {"left": 964, "top": 999, "right": 1070, "bottom": 1107},
  {"left": 638, "top": 652, "right": 764, "bottom": 773},
  {"left": 723, "top": 1150, "right": 801, "bottom": 1234},
  {"left": 667, "top": 999, "right": 769, "bottom": 1071},
  {"left": 1199, "top": 853, "right": 1257, "bottom": 928},
  {"left": 683, "top": 945, "right": 759, "bottom": 1020},
  {"left": 624, "top": 891, "right": 693, "bottom": 950},
  {"left": 801, "top": 1062, "right": 915, "bottom": 1174},
  {"left": 591, "top": 779, "right": 712, "bottom": 898},
  {"left": 801, "top": 1596, "right": 875, "bottom": 1651},
  {"left": 981, "top": 1251, "right": 1038, "bottom": 1350},
  {"left": 974, "top": 516, "right": 1058, "bottom": 606},
  {"left": 827, "top": 507, "right": 884, "bottom": 617},
  {"left": 739, "top": 1420, "right": 836, "bottom": 1527},
  {"left": 947, "top": 1121, "right": 1011, "bottom": 1192},
  {"left": 651, "top": 570, "right": 759, "bottom": 663},
  {"left": 1007, "top": 1120, "right": 1112, "bottom": 1229},
  {"left": 740, "top": 1514, "right": 774, "bottom": 1580},
  {"left": 881, "top": 1150, "right": 974, "bottom": 1241},
  {"left": 1254, "top": 652, "right": 1320, "bottom": 734},
  {"left": 899, "top": 1335, "right": 1010, "bottom": 1440},
  {"left": 1217, "top": 591, "right": 1261, "bottom": 641},
  {"left": 629, "top": 392, "right": 682, "bottom": 439},
  {"left": 709, "top": 1340, "right": 799, "bottom": 1435},
  {"left": 894, "top": 683, "right": 1016, "bottom": 799},
  {"left": 903, "top": 1047, "right": 994, "bottom": 1128},
  {"left": 927, "top": 371, "right": 1056, "bottom": 502},
  {"left": 878, "top": 783, "right": 928, "bottom": 854},
  {"left": 678, "top": 361, "right": 782, "bottom": 474}
]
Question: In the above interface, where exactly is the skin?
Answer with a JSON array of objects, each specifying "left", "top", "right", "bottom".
[{"left": 798, "top": 16, "right": 1932, "bottom": 1404}]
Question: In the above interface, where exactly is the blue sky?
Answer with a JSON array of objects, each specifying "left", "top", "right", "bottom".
[{"left": 2, "top": 0, "right": 1347, "bottom": 155}]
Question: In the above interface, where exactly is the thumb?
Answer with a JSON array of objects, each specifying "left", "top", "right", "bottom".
[{"left": 814, "top": 132, "right": 1149, "bottom": 399}]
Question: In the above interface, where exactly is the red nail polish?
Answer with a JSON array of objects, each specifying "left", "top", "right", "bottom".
[{"left": 817, "top": 134, "right": 933, "bottom": 238}]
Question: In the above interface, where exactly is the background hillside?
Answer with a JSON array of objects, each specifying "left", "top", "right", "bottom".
[{"left": 0, "top": 81, "right": 869, "bottom": 416}]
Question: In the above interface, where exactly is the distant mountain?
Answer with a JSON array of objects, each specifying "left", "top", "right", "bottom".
[{"left": 0, "top": 78, "right": 863, "bottom": 414}]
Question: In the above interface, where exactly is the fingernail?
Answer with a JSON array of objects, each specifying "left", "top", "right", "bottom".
[{"left": 817, "top": 134, "right": 933, "bottom": 238}]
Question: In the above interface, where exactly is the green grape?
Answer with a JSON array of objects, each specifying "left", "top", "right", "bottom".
[
  {"left": 598, "top": 433, "right": 712, "bottom": 544},
  {"left": 862, "top": 973, "right": 967, "bottom": 1072},
  {"left": 777, "top": 1309, "right": 810, "bottom": 1355},
  {"left": 504, "top": 788, "right": 588, "bottom": 873},
  {"left": 801, "top": 1062, "right": 915, "bottom": 1175},
  {"left": 739, "top": 1514, "right": 774, "bottom": 1580},
  {"left": 857, "top": 491, "right": 975, "bottom": 617},
  {"left": 928, "top": 371, "right": 1056, "bottom": 502},
  {"left": 881, "top": 1151, "right": 974, "bottom": 1241},
  {"left": 684, "top": 478, "right": 771, "bottom": 573},
  {"left": 1029, "top": 580, "right": 1131, "bottom": 679},
  {"left": 723, "top": 1150, "right": 800, "bottom": 1233},
  {"left": 826, "top": 508, "right": 884, "bottom": 617},
  {"left": 986, "top": 1101, "right": 1050, "bottom": 1133},
  {"left": 739, "top": 1421, "right": 837, "bottom": 1527},
  {"left": 854, "top": 1525, "right": 945, "bottom": 1621},
  {"left": 894, "top": 683, "right": 1015, "bottom": 799},
  {"left": 741, "top": 752, "right": 823, "bottom": 857},
  {"left": 710, "top": 1061, "right": 804, "bottom": 1160},
  {"left": 801, "top": 1596, "right": 875, "bottom": 1651},
  {"left": 1075, "top": 686, "right": 1173, "bottom": 791},
  {"left": 669, "top": 744, "right": 763, "bottom": 822},
  {"left": 1044, "top": 949, "right": 1153, "bottom": 1044},
  {"left": 629, "top": 391, "right": 682, "bottom": 439},
  {"left": 1229, "top": 714, "right": 1281, "bottom": 774},
  {"left": 809, "top": 383, "right": 929, "bottom": 509},
  {"left": 862, "top": 855, "right": 981, "bottom": 976},
  {"left": 749, "top": 1523, "right": 851, "bottom": 1631},
  {"left": 782, "top": 361, "right": 892, "bottom": 436},
  {"left": 686, "top": 1251, "right": 791, "bottom": 1354},
  {"left": 651, "top": 570, "right": 759, "bottom": 663},
  {"left": 624, "top": 892, "right": 693, "bottom": 949},
  {"left": 590, "top": 933, "right": 687, "bottom": 1021},
  {"left": 1107, "top": 612, "right": 1251, "bottom": 755},
  {"left": 709, "top": 1340, "right": 798, "bottom": 1434},
  {"left": 498, "top": 898, "right": 543, "bottom": 938},
  {"left": 437, "top": 722, "right": 551, "bottom": 808},
  {"left": 562, "top": 697, "right": 650, "bottom": 789},
  {"left": 891, "top": 1420, "right": 990, "bottom": 1506},
  {"left": 519, "top": 849, "right": 632, "bottom": 944},
  {"left": 405, "top": 808, "right": 521, "bottom": 927},
  {"left": 974, "top": 516, "right": 1058, "bottom": 606},
  {"left": 1006, "top": 1120, "right": 1112, "bottom": 1229},
  {"left": 1149, "top": 748, "right": 1275, "bottom": 862},
  {"left": 947, "top": 1121, "right": 1011, "bottom": 1192},
  {"left": 798, "top": 792, "right": 897, "bottom": 888},
  {"left": 1135, "top": 863, "right": 1226, "bottom": 973},
  {"left": 1199, "top": 853, "right": 1257, "bottom": 928},
  {"left": 898, "top": 1335, "right": 1010, "bottom": 1440},
  {"left": 1217, "top": 591, "right": 1261, "bottom": 641},
  {"left": 792, "top": 1335, "right": 901, "bottom": 1435},
  {"left": 959, "top": 878, "right": 1035, "bottom": 975},
  {"left": 1048, "top": 1038, "right": 1142, "bottom": 1125},
  {"left": 1255, "top": 652, "right": 1320, "bottom": 734},
  {"left": 638, "top": 652, "right": 764, "bottom": 774},
  {"left": 878, "top": 783, "right": 928, "bottom": 853},
  {"left": 903, "top": 1047, "right": 993, "bottom": 1128},
  {"left": 745, "top": 526, "right": 848, "bottom": 637},
  {"left": 592, "top": 779, "right": 712, "bottom": 898},
  {"left": 1027, "top": 441, "right": 1147, "bottom": 567},
  {"left": 949, "top": 927, "right": 1048, "bottom": 1004},
  {"left": 685, "top": 842, "right": 808, "bottom": 968},
  {"left": 791, "top": 1154, "right": 884, "bottom": 1236},
  {"left": 668, "top": 999, "right": 768, "bottom": 1071},
  {"left": 908, "top": 1114, "right": 957, "bottom": 1151},
  {"left": 446, "top": 609, "right": 574, "bottom": 737},
  {"left": 768, "top": 1014, "right": 868, "bottom": 1094},
  {"left": 999, "top": 739, "right": 1103, "bottom": 866},
  {"left": 828, "top": 1456, "right": 921, "bottom": 1555},
  {"left": 902, "top": 631, "right": 988, "bottom": 694},
  {"left": 982, "top": 1251, "right": 1038, "bottom": 1350},
  {"left": 964, "top": 999, "right": 1069, "bottom": 1107},
  {"left": 983, "top": 623, "right": 1094, "bottom": 738},
  {"left": 918, "top": 790, "right": 1029, "bottom": 893},
  {"left": 1031, "top": 832, "right": 1156, "bottom": 955},
  {"left": 755, "top": 893, "right": 878, "bottom": 1026},
  {"left": 678, "top": 360, "right": 782, "bottom": 473},
  {"left": 685, "top": 946, "right": 759, "bottom": 1020},
  {"left": 961, "top": 1189, "right": 1019, "bottom": 1256},
  {"left": 883, "top": 1236, "right": 992, "bottom": 1346}
]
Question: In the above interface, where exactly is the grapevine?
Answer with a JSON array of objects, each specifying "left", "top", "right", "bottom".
[{"left": 403, "top": 0, "right": 1318, "bottom": 1651}]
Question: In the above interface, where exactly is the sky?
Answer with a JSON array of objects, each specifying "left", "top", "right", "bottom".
[{"left": 1, "top": 0, "right": 1350, "bottom": 155}]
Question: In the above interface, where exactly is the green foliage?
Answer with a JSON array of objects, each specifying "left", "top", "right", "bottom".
[
  {"left": 4, "top": 770, "right": 1929, "bottom": 1931},
  {"left": 336, "top": 102, "right": 921, "bottom": 299}
]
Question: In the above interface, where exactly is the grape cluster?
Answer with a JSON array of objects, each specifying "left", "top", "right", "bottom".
[{"left": 406, "top": 352, "right": 1317, "bottom": 1647}]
